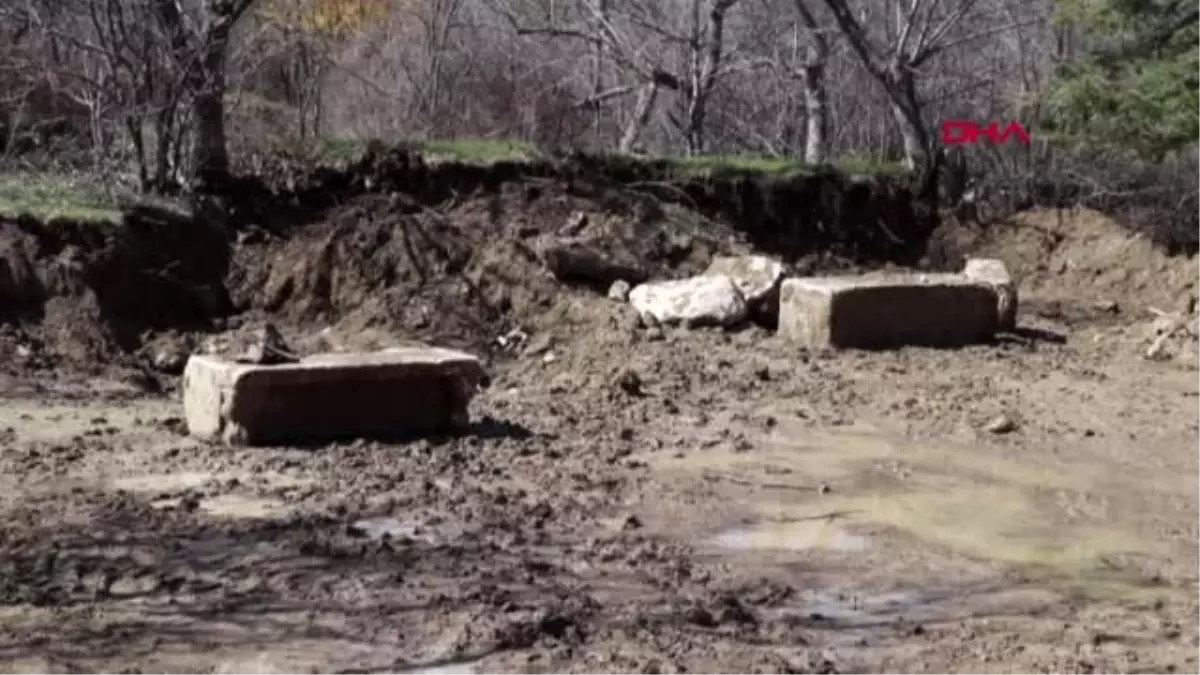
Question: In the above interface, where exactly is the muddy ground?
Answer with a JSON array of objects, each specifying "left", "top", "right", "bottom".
[{"left": 0, "top": 172, "right": 1197, "bottom": 674}]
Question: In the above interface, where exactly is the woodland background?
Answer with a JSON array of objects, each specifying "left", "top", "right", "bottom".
[{"left": 0, "top": 0, "right": 1196, "bottom": 249}]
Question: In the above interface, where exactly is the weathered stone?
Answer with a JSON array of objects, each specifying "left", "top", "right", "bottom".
[
  {"left": 778, "top": 275, "right": 999, "bottom": 349},
  {"left": 629, "top": 275, "right": 748, "bottom": 328},
  {"left": 703, "top": 255, "right": 786, "bottom": 321},
  {"left": 703, "top": 255, "right": 785, "bottom": 304},
  {"left": 963, "top": 258, "right": 1017, "bottom": 330},
  {"left": 183, "top": 347, "right": 487, "bottom": 446}
]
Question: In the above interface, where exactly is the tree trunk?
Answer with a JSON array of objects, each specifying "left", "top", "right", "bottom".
[
  {"left": 685, "top": 98, "right": 705, "bottom": 156},
  {"left": 793, "top": 0, "right": 829, "bottom": 164},
  {"left": 191, "top": 34, "right": 232, "bottom": 184},
  {"left": 620, "top": 82, "right": 658, "bottom": 153},
  {"left": 888, "top": 66, "right": 930, "bottom": 171},
  {"left": 802, "top": 59, "right": 826, "bottom": 164}
]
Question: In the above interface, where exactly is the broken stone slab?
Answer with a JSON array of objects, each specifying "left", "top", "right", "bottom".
[
  {"left": 703, "top": 255, "right": 786, "bottom": 319},
  {"left": 963, "top": 258, "right": 1017, "bottom": 331},
  {"left": 629, "top": 275, "right": 748, "bottom": 328},
  {"left": 778, "top": 274, "right": 999, "bottom": 349},
  {"left": 183, "top": 347, "right": 487, "bottom": 446}
]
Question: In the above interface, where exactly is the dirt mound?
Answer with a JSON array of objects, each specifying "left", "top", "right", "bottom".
[
  {"left": 225, "top": 182, "right": 746, "bottom": 356},
  {"left": 935, "top": 208, "right": 1198, "bottom": 313}
]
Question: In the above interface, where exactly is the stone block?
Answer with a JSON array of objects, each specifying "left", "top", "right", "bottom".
[
  {"left": 963, "top": 258, "right": 1017, "bottom": 330},
  {"left": 778, "top": 274, "right": 1000, "bottom": 349},
  {"left": 183, "top": 347, "right": 487, "bottom": 446}
]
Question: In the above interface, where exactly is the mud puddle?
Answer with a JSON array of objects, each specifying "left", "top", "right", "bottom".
[
  {"left": 797, "top": 589, "right": 933, "bottom": 626},
  {"left": 659, "top": 419, "right": 1194, "bottom": 597},
  {"left": 396, "top": 658, "right": 487, "bottom": 675},
  {"left": 710, "top": 520, "right": 869, "bottom": 553},
  {"left": 349, "top": 516, "right": 454, "bottom": 545}
]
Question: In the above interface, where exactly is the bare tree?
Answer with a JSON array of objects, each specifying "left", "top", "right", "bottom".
[
  {"left": 499, "top": 0, "right": 749, "bottom": 155},
  {"left": 1, "top": 0, "right": 258, "bottom": 188},
  {"left": 154, "top": 0, "right": 257, "bottom": 184},
  {"left": 815, "top": 0, "right": 1026, "bottom": 169},
  {"left": 792, "top": 0, "right": 830, "bottom": 163}
]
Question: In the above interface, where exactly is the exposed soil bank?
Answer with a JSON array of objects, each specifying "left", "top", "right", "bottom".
[{"left": 0, "top": 150, "right": 937, "bottom": 367}]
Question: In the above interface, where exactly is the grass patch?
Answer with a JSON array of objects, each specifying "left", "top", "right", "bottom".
[
  {"left": 0, "top": 173, "right": 122, "bottom": 224},
  {"left": 419, "top": 138, "right": 535, "bottom": 163},
  {"left": 263, "top": 134, "right": 904, "bottom": 178},
  {"left": 659, "top": 153, "right": 906, "bottom": 179},
  {"left": 266, "top": 136, "right": 536, "bottom": 165},
  {"left": 664, "top": 154, "right": 808, "bottom": 177},
  {"left": 268, "top": 136, "right": 373, "bottom": 163}
]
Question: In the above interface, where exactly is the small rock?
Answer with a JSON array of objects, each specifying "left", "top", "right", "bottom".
[
  {"left": 985, "top": 414, "right": 1017, "bottom": 434},
  {"left": 541, "top": 351, "right": 557, "bottom": 364},
  {"left": 151, "top": 347, "right": 188, "bottom": 375},
  {"left": 607, "top": 279, "right": 632, "bottom": 302},
  {"left": 561, "top": 211, "right": 589, "bottom": 237},
  {"left": 521, "top": 332, "right": 554, "bottom": 357},
  {"left": 818, "top": 483, "right": 832, "bottom": 494},
  {"left": 613, "top": 368, "right": 643, "bottom": 396},
  {"left": 622, "top": 515, "right": 643, "bottom": 531},
  {"left": 496, "top": 328, "right": 530, "bottom": 352}
]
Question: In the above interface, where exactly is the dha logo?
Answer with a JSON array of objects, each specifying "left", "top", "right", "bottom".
[{"left": 941, "top": 120, "right": 1031, "bottom": 146}]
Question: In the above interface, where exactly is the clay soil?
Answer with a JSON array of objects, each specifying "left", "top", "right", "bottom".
[{"left": 0, "top": 179, "right": 1197, "bottom": 674}]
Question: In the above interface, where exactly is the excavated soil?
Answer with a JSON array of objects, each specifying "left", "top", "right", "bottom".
[{"left": 0, "top": 168, "right": 1196, "bottom": 674}]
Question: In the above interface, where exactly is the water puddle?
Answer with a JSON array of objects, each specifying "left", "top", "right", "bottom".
[
  {"left": 796, "top": 590, "right": 928, "bottom": 626},
  {"left": 405, "top": 662, "right": 475, "bottom": 672},
  {"left": 710, "top": 520, "right": 869, "bottom": 553},
  {"left": 200, "top": 494, "right": 290, "bottom": 519},
  {"left": 349, "top": 517, "right": 444, "bottom": 545},
  {"left": 115, "top": 471, "right": 216, "bottom": 493}
]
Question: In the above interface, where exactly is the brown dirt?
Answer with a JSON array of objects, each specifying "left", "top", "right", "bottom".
[
  {"left": 0, "top": 184, "right": 1196, "bottom": 674},
  {"left": 223, "top": 182, "right": 748, "bottom": 357}
]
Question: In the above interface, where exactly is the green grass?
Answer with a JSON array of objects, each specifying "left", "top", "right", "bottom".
[
  {"left": 267, "top": 134, "right": 903, "bottom": 178},
  {"left": 268, "top": 136, "right": 536, "bottom": 165},
  {"left": 419, "top": 138, "right": 535, "bottom": 162},
  {"left": 659, "top": 152, "right": 905, "bottom": 179},
  {"left": 0, "top": 173, "right": 123, "bottom": 224},
  {"left": 268, "top": 135, "right": 372, "bottom": 163}
]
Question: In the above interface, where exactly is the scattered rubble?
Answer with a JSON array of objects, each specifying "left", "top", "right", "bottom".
[{"left": 1143, "top": 304, "right": 1199, "bottom": 362}]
